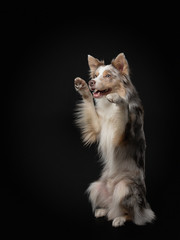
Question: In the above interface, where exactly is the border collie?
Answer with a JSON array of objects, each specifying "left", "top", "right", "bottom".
[{"left": 74, "top": 53, "right": 155, "bottom": 227}]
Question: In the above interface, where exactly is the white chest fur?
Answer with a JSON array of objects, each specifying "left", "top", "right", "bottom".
[
  {"left": 95, "top": 97, "right": 130, "bottom": 177},
  {"left": 96, "top": 99, "right": 120, "bottom": 163}
]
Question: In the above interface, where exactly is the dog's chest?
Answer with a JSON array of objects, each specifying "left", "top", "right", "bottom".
[
  {"left": 100, "top": 108, "right": 116, "bottom": 137},
  {"left": 97, "top": 100, "right": 119, "bottom": 131},
  {"left": 96, "top": 101, "right": 119, "bottom": 157}
]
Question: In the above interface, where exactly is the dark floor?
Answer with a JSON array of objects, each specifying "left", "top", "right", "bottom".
[{"left": 2, "top": 176, "right": 179, "bottom": 239}]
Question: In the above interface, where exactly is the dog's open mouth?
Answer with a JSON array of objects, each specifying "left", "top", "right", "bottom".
[{"left": 93, "top": 88, "right": 112, "bottom": 98}]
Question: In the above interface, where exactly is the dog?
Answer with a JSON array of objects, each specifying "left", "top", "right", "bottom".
[{"left": 74, "top": 53, "right": 155, "bottom": 227}]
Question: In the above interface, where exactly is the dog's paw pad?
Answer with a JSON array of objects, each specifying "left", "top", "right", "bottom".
[
  {"left": 74, "top": 77, "right": 87, "bottom": 91},
  {"left": 95, "top": 209, "right": 107, "bottom": 218},
  {"left": 112, "top": 216, "right": 126, "bottom": 227}
]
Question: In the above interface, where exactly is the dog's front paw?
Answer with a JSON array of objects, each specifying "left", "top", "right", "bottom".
[
  {"left": 74, "top": 77, "right": 88, "bottom": 92},
  {"left": 106, "top": 93, "right": 122, "bottom": 104},
  {"left": 74, "top": 77, "right": 92, "bottom": 99}
]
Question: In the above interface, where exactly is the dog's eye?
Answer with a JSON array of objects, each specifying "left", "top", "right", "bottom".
[
  {"left": 105, "top": 74, "right": 111, "bottom": 78},
  {"left": 94, "top": 74, "right": 97, "bottom": 78}
]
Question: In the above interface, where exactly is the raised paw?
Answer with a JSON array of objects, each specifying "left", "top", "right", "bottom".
[
  {"left": 112, "top": 216, "right": 126, "bottom": 227},
  {"left": 106, "top": 93, "right": 122, "bottom": 104},
  {"left": 74, "top": 77, "right": 92, "bottom": 99},
  {"left": 95, "top": 208, "right": 108, "bottom": 218},
  {"left": 74, "top": 77, "right": 88, "bottom": 91}
]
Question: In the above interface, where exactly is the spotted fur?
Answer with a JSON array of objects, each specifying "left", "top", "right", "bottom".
[{"left": 74, "top": 53, "right": 155, "bottom": 227}]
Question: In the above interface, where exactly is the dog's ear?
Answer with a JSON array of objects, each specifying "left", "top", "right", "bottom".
[
  {"left": 111, "top": 53, "right": 129, "bottom": 76},
  {"left": 88, "top": 55, "right": 104, "bottom": 75}
]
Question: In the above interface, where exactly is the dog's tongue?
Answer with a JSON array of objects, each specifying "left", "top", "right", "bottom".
[{"left": 93, "top": 91, "right": 101, "bottom": 98}]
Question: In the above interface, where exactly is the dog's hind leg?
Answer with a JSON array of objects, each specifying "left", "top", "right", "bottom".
[
  {"left": 94, "top": 208, "right": 108, "bottom": 218},
  {"left": 107, "top": 180, "right": 130, "bottom": 226},
  {"left": 87, "top": 181, "right": 111, "bottom": 217}
]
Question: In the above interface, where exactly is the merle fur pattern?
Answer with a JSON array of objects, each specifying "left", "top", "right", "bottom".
[{"left": 74, "top": 53, "right": 155, "bottom": 227}]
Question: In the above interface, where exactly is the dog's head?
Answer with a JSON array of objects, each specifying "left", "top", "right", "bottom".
[{"left": 88, "top": 53, "right": 130, "bottom": 99}]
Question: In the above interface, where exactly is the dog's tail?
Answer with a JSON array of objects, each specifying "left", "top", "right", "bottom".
[
  {"left": 122, "top": 181, "right": 156, "bottom": 225},
  {"left": 133, "top": 205, "right": 156, "bottom": 225}
]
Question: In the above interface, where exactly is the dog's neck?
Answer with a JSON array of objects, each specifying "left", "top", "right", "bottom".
[
  {"left": 95, "top": 97, "right": 112, "bottom": 108},
  {"left": 95, "top": 97, "right": 118, "bottom": 120}
]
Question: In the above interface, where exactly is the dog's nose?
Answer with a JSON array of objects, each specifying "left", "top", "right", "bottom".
[{"left": 89, "top": 80, "right": 96, "bottom": 87}]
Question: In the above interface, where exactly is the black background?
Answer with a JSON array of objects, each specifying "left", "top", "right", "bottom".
[{"left": 2, "top": 7, "right": 179, "bottom": 239}]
